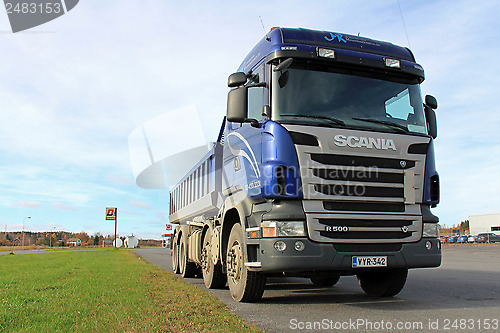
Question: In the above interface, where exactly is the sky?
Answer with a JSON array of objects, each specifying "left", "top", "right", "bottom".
[{"left": 1, "top": 0, "right": 499, "bottom": 239}]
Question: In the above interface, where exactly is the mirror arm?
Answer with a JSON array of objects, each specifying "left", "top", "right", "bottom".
[
  {"left": 246, "top": 82, "right": 267, "bottom": 88},
  {"left": 244, "top": 118, "right": 260, "bottom": 128}
]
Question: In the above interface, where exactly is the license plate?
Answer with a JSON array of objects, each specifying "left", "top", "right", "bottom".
[{"left": 352, "top": 256, "right": 387, "bottom": 268}]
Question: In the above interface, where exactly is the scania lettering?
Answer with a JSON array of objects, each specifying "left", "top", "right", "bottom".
[
  {"left": 170, "top": 27, "right": 441, "bottom": 302},
  {"left": 334, "top": 134, "right": 397, "bottom": 150}
]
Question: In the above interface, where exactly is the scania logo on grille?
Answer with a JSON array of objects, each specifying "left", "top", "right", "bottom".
[
  {"left": 400, "top": 161, "right": 407, "bottom": 168},
  {"left": 334, "top": 134, "right": 397, "bottom": 150},
  {"left": 401, "top": 226, "right": 409, "bottom": 233}
]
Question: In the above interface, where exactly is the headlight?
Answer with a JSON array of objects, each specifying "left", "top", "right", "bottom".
[
  {"left": 422, "top": 223, "right": 439, "bottom": 238},
  {"left": 261, "top": 221, "right": 306, "bottom": 237}
]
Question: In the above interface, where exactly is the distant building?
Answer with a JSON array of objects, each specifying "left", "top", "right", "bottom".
[
  {"left": 469, "top": 213, "right": 500, "bottom": 235},
  {"left": 67, "top": 238, "right": 82, "bottom": 246}
]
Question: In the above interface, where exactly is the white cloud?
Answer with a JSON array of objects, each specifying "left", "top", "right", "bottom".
[
  {"left": 52, "top": 202, "right": 77, "bottom": 211},
  {"left": 128, "top": 200, "right": 151, "bottom": 209},
  {"left": 12, "top": 201, "right": 41, "bottom": 208}
]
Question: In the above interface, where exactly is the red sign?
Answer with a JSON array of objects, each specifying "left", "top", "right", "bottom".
[
  {"left": 166, "top": 224, "right": 172, "bottom": 230},
  {"left": 106, "top": 207, "right": 117, "bottom": 221}
]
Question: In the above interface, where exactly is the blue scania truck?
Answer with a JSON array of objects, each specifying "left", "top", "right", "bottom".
[{"left": 170, "top": 27, "right": 440, "bottom": 302}]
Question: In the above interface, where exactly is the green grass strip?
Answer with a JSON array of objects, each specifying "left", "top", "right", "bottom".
[{"left": 0, "top": 249, "right": 260, "bottom": 333}]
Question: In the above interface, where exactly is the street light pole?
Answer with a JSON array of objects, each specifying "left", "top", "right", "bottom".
[
  {"left": 22, "top": 216, "right": 31, "bottom": 251},
  {"left": 50, "top": 226, "right": 56, "bottom": 247}
]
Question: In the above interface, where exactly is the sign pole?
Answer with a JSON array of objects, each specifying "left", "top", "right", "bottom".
[
  {"left": 114, "top": 208, "right": 117, "bottom": 248},
  {"left": 106, "top": 207, "right": 118, "bottom": 247}
]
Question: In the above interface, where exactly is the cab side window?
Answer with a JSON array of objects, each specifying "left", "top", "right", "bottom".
[{"left": 246, "top": 64, "right": 265, "bottom": 122}]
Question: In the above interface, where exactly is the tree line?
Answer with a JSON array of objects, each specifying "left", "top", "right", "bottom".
[{"left": 0, "top": 231, "right": 162, "bottom": 247}]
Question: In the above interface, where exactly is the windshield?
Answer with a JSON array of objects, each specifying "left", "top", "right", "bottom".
[{"left": 272, "top": 64, "right": 428, "bottom": 135}]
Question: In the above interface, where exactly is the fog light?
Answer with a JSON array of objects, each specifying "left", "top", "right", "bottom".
[
  {"left": 317, "top": 47, "right": 335, "bottom": 58},
  {"left": 274, "top": 241, "right": 286, "bottom": 252},
  {"left": 294, "top": 241, "right": 305, "bottom": 252},
  {"left": 385, "top": 58, "right": 401, "bottom": 68},
  {"left": 425, "top": 240, "right": 432, "bottom": 251}
]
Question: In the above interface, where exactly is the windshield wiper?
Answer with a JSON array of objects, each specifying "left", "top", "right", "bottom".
[
  {"left": 281, "top": 114, "right": 345, "bottom": 126},
  {"left": 352, "top": 117, "right": 409, "bottom": 133}
]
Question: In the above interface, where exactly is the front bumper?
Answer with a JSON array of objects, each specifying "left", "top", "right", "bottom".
[{"left": 251, "top": 237, "right": 441, "bottom": 273}]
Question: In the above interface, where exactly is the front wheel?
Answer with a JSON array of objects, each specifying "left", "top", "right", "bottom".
[
  {"left": 357, "top": 269, "right": 408, "bottom": 297},
  {"left": 226, "top": 223, "right": 266, "bottom": 302}
]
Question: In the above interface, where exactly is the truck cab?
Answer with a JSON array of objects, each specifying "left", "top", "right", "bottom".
[{"left": 170, "top": 27, "right": 440, "bottom": 302}]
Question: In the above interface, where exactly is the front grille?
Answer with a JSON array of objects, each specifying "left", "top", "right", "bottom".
[
  {"left": 315, "top": 184, "right": 404, "bottom": 198},
  {"left": 318, "top": 218, "right": 412, "bottom": 228},
  {"left": 306, "top": 213, "right": 421, "bottom": 243},
  {"left": 321, "top": 230, "right": 413, "bottom": 239},
  {"left": 307, "top": 153, "right": 409, "bottom": 203},
  {"left": 313, "top": 168, "right": 404, "bottom": 183},
  {"left": 310, "top": 154, "right": 415, "bottom": 169},
  {"left": 281, "top": 125, "right": 429, "bottom": 244},
  {"left": 323, "top": 201, "right": 405, "bottom": 212},
  {"left": 317, "top": 217, "right": 416, "bottom": 241},
  {"left": 304, "top": 152, "right": 420, "bottom": 243}
]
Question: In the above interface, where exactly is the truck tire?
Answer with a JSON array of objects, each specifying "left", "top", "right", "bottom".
[
  {"left": 201, "top": 232, "right": 226, "bottom": 289},
  {"left": 357, "top": 268, "right": 408, "bottom": 297},
  {"left": 179, "top": 240, "right": 197, "bottom": 278},
  {"left": 310, "top": 275, "right": 340, "bottom": 287},
  {"left": 171, "top": 238, "right": 180, "bottom": 274},
  {"left": 226, "top": 223, "right": 266, "bottom": 302}
]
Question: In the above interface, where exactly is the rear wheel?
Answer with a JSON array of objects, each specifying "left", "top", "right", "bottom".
[
  {"left": 226, "top": 224, "right": 266, "bottom": 302},
  {"left": 357, "top": 268, "right": 408, "bottom": 297},
  {"left": 310, "top": 275, "right": 340, "bottom": 287},
  {"left": 201, "top": 231, "right": 226, "bottom": 288},
  {"left": 179, "top": 240, "right": 197, "bottom": 278},
  {"left": 171, "top": 237, "right": 180, "bottom": 274}
]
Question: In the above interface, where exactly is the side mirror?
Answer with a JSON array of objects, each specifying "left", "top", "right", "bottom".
[
  {"left": 227, "top": 87, "right": 248, "bottom": 123},
  {"left": 425, "top": 105, "right": 437, "bottom": 139},
  {"left": 425, "top": 95, "right": 438, "bottom": 110},
  {"left": 424, "top": 95, "right": 438, "bottom": 139},
  {"left": 278, "top": 71, "right": 289, "bottom": 88},
  {"left": 228, "top": 72, "right": 247, "bottom": 88}
]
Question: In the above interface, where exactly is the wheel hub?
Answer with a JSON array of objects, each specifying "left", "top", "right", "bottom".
[
  {"left": 201, "top": 242, "right": 210, "bottom": 271},
  {"left": 227, "top": 242, "right": 242, "bottom": 282}
]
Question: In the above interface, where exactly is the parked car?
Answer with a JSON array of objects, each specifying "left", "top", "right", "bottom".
[
  {"left": 457, "top": 235, "right": 469, "bottom": 243},
  {"left": 467, "top": 235, "right": 476, "bottom": 243},
  {"left": 447, "top": 236, "right": 458, "bottom": 243},
  {"left": 476, "top": 233, "right": 500, "bottom": 243},
  {"left": 439, "top": 235, "right": 448, "bottom": 243}
]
